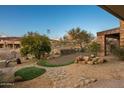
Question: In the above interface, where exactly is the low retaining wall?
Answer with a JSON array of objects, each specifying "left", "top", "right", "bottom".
[{"left": 60, "top": 49, "right": 78, "bottom": 55}]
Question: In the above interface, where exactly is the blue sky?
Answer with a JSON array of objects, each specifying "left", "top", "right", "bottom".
[{"left": 0, "top": 5, "right": 119, "bottom": 39}]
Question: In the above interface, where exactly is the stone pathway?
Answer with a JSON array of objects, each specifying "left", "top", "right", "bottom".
[{"left": 42, "top": 66, "right": 97, "bottom": 88}]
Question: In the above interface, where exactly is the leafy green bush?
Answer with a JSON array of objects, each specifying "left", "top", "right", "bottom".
[
  {"left": 20, "top": 32, "right": 51, "bottom": 59},
  {"left": 20, "top": 46, "right": 29, "bottom": 57},
  {"left": 37, "top": 60, "right": 74, "bottom": 67},
  {"left": 15, "top": 67, "right": 46, "bottom": 81},
  {"left": 88, "top": 42, "right": 100, "bottom": 56}
]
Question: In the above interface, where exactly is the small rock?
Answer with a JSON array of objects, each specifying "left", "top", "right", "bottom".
[
  {"left": 15, "top": 76, "right": 23, "bottom": 82},
  {"left": 90, "top": 54, "right": 95, "bottom": 58},
  {"left": 94, "top": 62, "right": 98, "bottom": 64},
  {"left": 75, "top": 56, "right": 84, "bottom": 63},
  {"left": 84, "top": 79, "right": 91, "bottom": 85},
  {"left": 90, "top": 78, "right": 97, "bottom": 82},
  {"left": 87, "top": 61, "right": 93, "bottom": 65},
  {"left": 97, "top": 58, "right": 105, "bottom": 63}
]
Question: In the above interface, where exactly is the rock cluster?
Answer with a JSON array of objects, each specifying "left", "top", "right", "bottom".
[{"left": 75, "top": 55, "right": 107, "bottom": 65}]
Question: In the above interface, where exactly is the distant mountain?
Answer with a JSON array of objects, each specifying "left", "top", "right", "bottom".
[{"left": 0, "top": 33, "right": 8, "bottom": 37}]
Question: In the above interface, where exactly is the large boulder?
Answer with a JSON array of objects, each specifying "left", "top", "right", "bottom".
[
  {"left": 83, "top": 56, "right": 90, "bottom": 62},
  {"left": 97, "top": 58, "right": 106, "bottom": 63},
  {"left": 92, "top": 57, "right": 99, "bottom": 62},
  {"left": 75, "top": 56, "right": 84, "bottom": 63},
  {"left": 79, "top": 61, "right": 87, "bottom": 64},
  {"left": 87, "top": 61, "right": 94, "bottom": 65}
]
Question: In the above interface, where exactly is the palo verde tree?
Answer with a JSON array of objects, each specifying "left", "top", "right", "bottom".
[
  {"left": 67, "top": 27, "right": 94, "bottom": 51},
  {"left": 20, "top": 32, "right": 51, "bottom": 59}
]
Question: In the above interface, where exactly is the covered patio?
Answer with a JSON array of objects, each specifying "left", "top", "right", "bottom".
[{"left": 97, "top": 6, "right": 124, "bottom": 56}]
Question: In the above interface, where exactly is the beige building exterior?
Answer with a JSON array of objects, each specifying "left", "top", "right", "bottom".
[{"left": 0, "top": 37, "right": 21, "bottom": 49}]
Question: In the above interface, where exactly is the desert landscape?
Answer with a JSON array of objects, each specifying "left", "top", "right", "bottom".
[
  {"left": 1, "top": 52, "right": 124, "bottom": 88},
  {"left": 0, "top": 5, "right": 124, "bottom": 88}
]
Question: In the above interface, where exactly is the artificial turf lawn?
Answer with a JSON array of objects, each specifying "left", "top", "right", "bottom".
[
  {"left": 15, "top": 67, "right": 46, "bottom": 81},
  {"left": 37, "top": 60, "right": 74, "bottom": 67}
]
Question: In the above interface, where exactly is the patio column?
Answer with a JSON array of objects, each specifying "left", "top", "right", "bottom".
[
  {"left": 120, "top": 20, "right": 124, "bottom": 30},
  {"left": 120, "top": 20, "right": 124, "bottom": 47},
  {"left": 120, "top": 30, "right": 124, "bottom": 47},
  {"left": 97, "top": 35, "right": 106, "bottom": 56}
]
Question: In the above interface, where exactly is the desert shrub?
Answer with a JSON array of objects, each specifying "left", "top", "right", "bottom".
[
  {"left": 20, "top": 46, "right": 29, "bottom": 57},
  {"left": 67, "top": 27, "right": 94, "bottom": 51},
  {"left": 111, "top": 45, "right": 124, "bottom": 60},
  {"left": 20, "top": 32, "right": 51, "bottom": 59},
  {"left": 88, "top": 42, "right": 100, "bottom": 56}
]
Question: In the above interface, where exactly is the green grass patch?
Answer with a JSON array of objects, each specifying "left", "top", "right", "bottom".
[
  {"left": 37, "top": 60, "right": 74, "bottom": 67},
  {"left": 14, "top": 67, "right": 46, "bottom": 81}
]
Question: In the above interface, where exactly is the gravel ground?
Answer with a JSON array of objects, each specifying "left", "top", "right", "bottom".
[
  {"left": 1, "top": 54, "right": 124, "bottom": 88},
  {"left": 47, "top": 52, "right": 83, "bottom": 65},
  {"left": 86, "top": 80, "right": 124, "bottom": 88}
]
